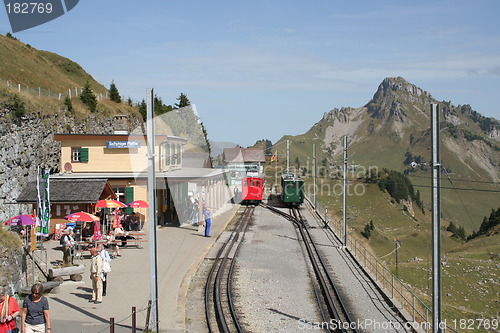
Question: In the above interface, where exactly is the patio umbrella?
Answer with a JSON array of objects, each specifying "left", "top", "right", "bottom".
[
  {"left": 128, "top": 200, "right": 149, "bottom": 230},
  {"left": 128, "top": 200, "right": 149, "bottom": 208},
  {"left": 95, "top": 199, "right": 127, "bottom": 208},
  {"left": 4, "top": 214, "right": 36, "bottom": 226},
  {"left": 93, "top": 219, "right": 102, "bottom": 241},
  {"left": 65, "top": 212, "right": 100, "bottom": 222}
]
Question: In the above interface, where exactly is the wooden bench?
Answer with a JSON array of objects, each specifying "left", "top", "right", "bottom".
[{"left": 20, "top": 281, "right": 61, "bottom": 295}]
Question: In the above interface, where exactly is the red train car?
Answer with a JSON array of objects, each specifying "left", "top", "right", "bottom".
[{"left": 241, "top": 177, "right": 264, "bottom": 204}]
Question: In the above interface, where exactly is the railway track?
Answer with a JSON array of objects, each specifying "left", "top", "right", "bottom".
[
  {"left": 262, "top": 203, "right": 358, "bottom": 333},
  {"left": 205, "top": 205, "right": 254, "bottom": 333}
]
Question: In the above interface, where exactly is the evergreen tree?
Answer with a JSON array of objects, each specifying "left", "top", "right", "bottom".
[
  {"left": 154, "top": 95, "right": 174, "bottom": 116},
  {"left": 467, "top": 207, "right": 500, "bottom": 240},
  {"left": 446, "top": 221, "right": 457, "bottom": 234},
  {"left": 200, "top": 121, "right": 212, "bottom": 157},
  {"left": 64, "top": 96, "right": 73, "bottom": 112},
  {"left": 127, "top": 97, "right": 133, "bottom": 106},
  {"left": 456, "top": 226, "right": 466, "bottom": 240},
  {"left": 109, "top": 81, "right": 121, "bottom": 103},
  {"left": 80, "top": 81, "right": 97, "bottom": 112},
  {"left": 137, "top": 99, "right": 147, "bottom": 121},
  {"left": 175, "top": 93, "right": 191, "bottom": 108},
  {"left": 362, "top": 223, "right": 372, "bottom": 239}
]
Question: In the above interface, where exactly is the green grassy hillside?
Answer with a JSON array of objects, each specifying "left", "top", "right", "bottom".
[
  {"left": 307, "top": 176, "right": 499, "bottom": 329},
  {"left": 0, "top": 34, "right": 107, "bottom": 94}
]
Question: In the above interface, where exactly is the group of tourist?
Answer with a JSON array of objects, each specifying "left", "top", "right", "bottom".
[{"left": 0, "top": 284, "right": 51, "bottom": 333}]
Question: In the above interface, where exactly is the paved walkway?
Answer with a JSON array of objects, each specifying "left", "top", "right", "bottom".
[{"left": 43, "top": 203, "right": 238, "bottom": 333}]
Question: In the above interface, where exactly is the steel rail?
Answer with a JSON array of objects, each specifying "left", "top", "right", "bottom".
[
  {"left": 294, "top": 208, "right": 358, "bottom": 333},
  {"left": 291, "top": 208, "right": 347, "bottom": 333},
  {"left": 205, "top": 205, "right": 254, "bottom": 333},
  {"left": 227, "top": 206, "right": 254, "bottom": 332},
  {"left": 262, "top": 203, "right": 357, "bottom": 332}
]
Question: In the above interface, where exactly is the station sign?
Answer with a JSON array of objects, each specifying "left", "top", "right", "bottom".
[{"left": 106, "top": 141, "right": 141, "bottom": 149}]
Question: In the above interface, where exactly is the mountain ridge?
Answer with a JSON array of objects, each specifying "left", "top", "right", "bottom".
[{"left": 272, "top": 76, "right": 499, "bottom": 231}]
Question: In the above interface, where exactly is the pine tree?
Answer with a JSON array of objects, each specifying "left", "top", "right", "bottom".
[
  {"left": 137, "top": 99, "right": 147, "bottom": 121},
  {"left": 362, "top": 223, "right": 372, "bottom": 239},
  {"left": 200, "top": 121, "right": 212, "bottom": 157},
  {"left": 64, "top": 96, "right": 73, "bottom": 112},
  {"left": 80, "top": 81, "right": 97, "bottom": 112},
  {"left": 109, "top": 81, "right": 121, "bottom": 103},
  {"left": 175, "top": 93, "right": 191, "bottom": 108},
  {"left": 456, "top": 226, "right": 466, "bottom": 240},
  {"left": 446, "top": 221, "right": 457, "bottom": 234}
]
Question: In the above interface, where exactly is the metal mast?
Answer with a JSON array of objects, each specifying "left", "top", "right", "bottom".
[
  {"left": 343, "top": 136, "right": 348, "bottom": 247},
  {"left": 313, "top": 143, "right": 317, "bottom": 208},
  {"left": 147, "top": 88, "right": 159, "bottom": 332},
  {"left": 431, "top": 103, "right": 442, "bottom": 332},
  {"left": 286, "top": 139, "right": 290, "bottom": 174}
]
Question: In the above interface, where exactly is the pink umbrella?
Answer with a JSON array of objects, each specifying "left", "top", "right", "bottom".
[
  {"left": 4, "top": 214, "right": 36, "bottom": 226},
  {"left": 128, "top": 200, "right": 149, "bottom": 208},
  {"left": 65, "top": 212, "right": 100, "bottom": 222},
  {"left": 96, "top": 199, "right": 127, "bottom": 208}
]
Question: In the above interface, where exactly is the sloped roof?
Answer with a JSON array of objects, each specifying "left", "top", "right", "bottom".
[
  {"left": 16, "top": 178, "right": 114, "bottom": 203},
  {"left": 223, "top": 148, "right": 266, "bottom": 163},
  {"left": 182, "top": 152, "right": 212, "bottom": 168}
]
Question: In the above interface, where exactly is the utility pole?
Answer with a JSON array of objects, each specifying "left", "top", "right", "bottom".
[
  {"left": 431, "top": 103, "right": 442, "bottom": 333},
  {"left": 146, "top": 88, "right": 159, "bottom": 332},
  {"left": 313, "top": 143, "right": 317, "bottom": 208},
  {"left": 343, "top": 136, "right": 348, "bottom": 247},
  {"left": 286, "top": 139, "right": 290, "bottom": 174}
]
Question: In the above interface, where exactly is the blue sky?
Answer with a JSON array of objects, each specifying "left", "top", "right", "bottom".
[{"left": 1, "top": 0, "right": 499, "bottom": 147}]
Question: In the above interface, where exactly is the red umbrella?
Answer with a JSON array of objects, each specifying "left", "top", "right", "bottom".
[
  {"left": 65, "top": 212, "right": 100, "bottom": 222},
  {"left": 128, "top": 200, "right": 149, "bottom": 208},
  {"left": 93, "top": 220, "right": 102, "bottom": 241},
  {"left": 4, "top": 214, "right": 36, "bottom": 226},
  {"left": 96, "top": 199, "right": 127, "bottom": 208}
]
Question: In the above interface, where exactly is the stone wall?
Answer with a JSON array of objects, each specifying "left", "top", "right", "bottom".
[{"left": 0, "top": 228, "right": 23, "bottom": 293}]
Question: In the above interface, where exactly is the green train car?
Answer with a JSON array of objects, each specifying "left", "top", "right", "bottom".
[{"left": 281, "top": 174, "right": 305, "bottom": 206}]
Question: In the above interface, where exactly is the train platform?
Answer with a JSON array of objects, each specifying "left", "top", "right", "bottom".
[{"left": 36, "top": 202, "right": 239, "bottom": 333}]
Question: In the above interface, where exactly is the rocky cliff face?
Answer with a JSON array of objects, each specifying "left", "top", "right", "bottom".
[
  {"left": 366, "top": 76, "right": 433, "bottom": 121},
  {"left": 0, "top": 99, "right": 143, "bottom": 222},
  {"left": 0, "top": 228, "right": 23, "bottom": 294}
]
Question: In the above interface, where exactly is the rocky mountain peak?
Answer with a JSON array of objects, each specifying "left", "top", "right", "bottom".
[
  {"left": 366, "top": 77, "right": 432, "bottom": 121},
  {"left": 377, "top": 77, "right": 431, "bottom": 98}
]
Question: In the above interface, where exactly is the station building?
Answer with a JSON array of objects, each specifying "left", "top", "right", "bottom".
[
  {"left": 16, "top": 123, "right": 231, "bottom": 232},
  {"left": 223, "top": 147, "right": 266, "bottom": 186}
]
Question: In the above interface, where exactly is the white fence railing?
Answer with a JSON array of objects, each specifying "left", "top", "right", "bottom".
[{"left": 0, "top": 78, "right": 109, "bottom": 101}]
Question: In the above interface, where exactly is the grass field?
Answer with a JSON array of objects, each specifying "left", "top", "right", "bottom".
[{"left": 264, "top": 167, "right": 499, "bottom": 331}]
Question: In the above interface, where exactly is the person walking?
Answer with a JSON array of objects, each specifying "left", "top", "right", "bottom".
[
  {"left": 0, "top": 285, "right": 20, "bottom": 333},
  {"left": 61, "top": 229, "right": 74, "bottom": 266},
  {"left": 97, "top": 244, "right": 111, "bottom": 297},
  {"left": 203, "top": 207, "right": 212, "bottom": 237},
  {"left": 89, "top": 247, "right": 103, "bottom": 304},
  {"left": 21, "top": 283, "right": 51, "bottom": 333}
]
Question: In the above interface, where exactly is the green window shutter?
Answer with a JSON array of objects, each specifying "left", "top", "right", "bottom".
[
  {"left": 125, "top": 187, "right": 134, "bottom": 214},
  {"left": 80, "top": 148, "right": 89, "bottom": 162}
]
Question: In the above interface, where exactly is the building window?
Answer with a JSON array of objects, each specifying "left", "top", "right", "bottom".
[
  {"left": 113, "top": 187, "right": 125, "bottom": 203},
  {"left": 72, "top": 147, "right": 89, "bottom": 162}
]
